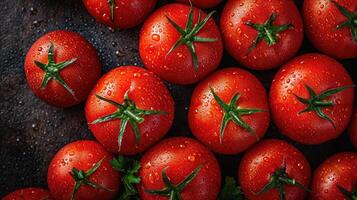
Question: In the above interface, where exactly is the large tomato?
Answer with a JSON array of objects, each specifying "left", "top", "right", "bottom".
[
  {"left": 138, "top": 137, "right": 221, "bottom": 200},
  {"left": 220, "top": 0, "right": 303, "bottom": 70},
  {"left": 348, "top": 106, "right": 357, "bottom": 148},
  {"left": 303, "top": 0, "right": 357, "bottom": 59},
  {"left": 188, "top": 67, "right": 270, "bottom": 154},
  {"left": 311, "top": 152, "right": 357, "bottom": 200},
  {"left": 47, "top": 140, "right": 120, "bottom": 200},
  {"left": 3, "top": 188, "right": 53, "bottom": 200},
  {"left": 139, "top": 3, "right": 223, "bottom": 84},
  {"left": 174, "top": 0, "right": 222, "bottom": 9},
  {"left": 24, "top": 30, "right": 101, "bottom": 107},
  {"left": 270, "top": 53, "right": 354, "bottom": 144},
  {"left": 85, "top": 66, "right": 174, "bottom": 155},
  {"left": 82, "top": 0, "right": 157, "bottom": 29},
  {"left": 239, "top": 139, "right": 311, "bottom": 200}
]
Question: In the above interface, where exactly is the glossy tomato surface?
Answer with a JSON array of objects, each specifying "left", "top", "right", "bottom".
[
  {"left": 188, "top": 67, "right": 270, "bottom": 154},
  {"left": 24, "top": 30, "right": 101, "bottom": 107},
  {"left": 85, "top": 66, "right": 174, "bottom": 155},
  {"left": 83, "top": 0, "right": 157, "bottom": 29},
  {"left": 47, "top": 140, "right": 120, "bottom": 200},
  {"left": 239, "top": 139, "right": 311, "bottom": 200},
  {"left": 303, "top": 0, "right": 357, "bottom": 59},
  {"left": 138, "top": 137, "right": 221, "bottom": 200},
  {"left": 174, "top": 0, "right": 222, "bottom": 8},
  {"left": 348, "top": 106, "right": 357, "bottom": 148},
  {"left": 220, "top": 0, "right": 303, "bottom": 70},
  {"left": 139, "top": 3, "right": 223, "bottom": 84},
  {"left": 2, "top": 188, "right": 53, "bottom": 200},
  {"left": 311, "top": 152, "right": 357, "bottom": 200},
  {"left": 270, "top": 53, "right": 354, "bottom": 144}
]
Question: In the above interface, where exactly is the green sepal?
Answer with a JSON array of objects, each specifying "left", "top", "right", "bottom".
[
  {"left": 337, "top": 181, "right": 357, "bottom": 200},
  {"left": 331, "top": 0, "right": 357, "bottom": 43},
  {"left": 108, "top": 0, "right": 115, "bottom": 21},
  {"left": 218, "top": 177, "right": 246, "bottom": 200}
]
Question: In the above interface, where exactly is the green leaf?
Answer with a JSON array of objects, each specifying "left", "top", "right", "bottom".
[{"left": 218, "top": 177, "right": 246, "bottom": 200}]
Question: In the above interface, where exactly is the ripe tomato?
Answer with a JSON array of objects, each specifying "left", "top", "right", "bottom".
[
  {"left": 24, "top": 30, "right": 101, "bottom": 107},
  {"left": 239, "top": 139, "right": 311, "bottom": 200},
  {"left": 138, "top": 137, "right": 221, "bottom": 200},
  {"left": 348, "top": 106, "right": 357, "bottom": 148},
  {"left": 139, "top": 3, "right": 223, "bottom": 84},
  {"left": 3, "top": 188, "right": 53, "bottom": 200},
  {"left": 220, "top": 0, "right": 303, "bottom": 70},
  {"left": 47, "top": 140, "right": 120, "bottom": 200},
  {"left": 188, "top": 68, "right": 270, "bottom": 154},
  {"left": 303, "top": 0, "right": 357, "bottom": 59},
  {"left": 82, "top": 0, "right": 157, "bottom": 29},
  {"left": 311, "top": 152, "right": 357, "bottom": 200},
  {"left": 85, "top": 66, "right": 174, "bottom": 155},
  {"left": 174, "top": 0, "right": 222, "bottom": 9},
  {"left": 270, "top": 53, "right": 354, "bottom": 144}
]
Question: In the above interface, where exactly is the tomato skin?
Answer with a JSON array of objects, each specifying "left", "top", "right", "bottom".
[
  {"left": 220, "top": 0, "right": 303, "bottom": 70},
  {"left": 348, "top": 106, "right": 357, "bottom": 148},
  {"left": 24, "top": 30, "right": 101, "bottom": 107},
  {"left": 3, "top": 188, "right": 53, "bottom": 200},
  {"left": 139, "top": 3, "right": 223, "bottom": 84},
  {"left": 174, "top": 0, "right": 222, "bottom": 9},
  {"left": 310, "top": 152, "right": 357, "bottom": 200},
  {"left": 47, "top": 140, "right": 120, "bottom": 200},
  {"left": 138, "top": 137, "right": 221, "bottom": 200},
  {"left": 239, "top": 139, "right": 311, "bottom": 200},
  {"left": 82, "top": 0, "right": 157, "bottom": 29},
  {"left": 85, "top": 66, "right": 174, "bottom": 155},
  {"left": 270, "top": 53, "right": 354, "bottom": 144},
  {"left": 188, "top": 67, "right": 270, "bottom": 154},
  {"left": 303, "top": 0, "right": 357, "bottom": 59}
]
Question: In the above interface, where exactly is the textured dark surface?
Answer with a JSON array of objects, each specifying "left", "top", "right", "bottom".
[{"left": 0, "top": 0, "right": 356, "bottom": 198}]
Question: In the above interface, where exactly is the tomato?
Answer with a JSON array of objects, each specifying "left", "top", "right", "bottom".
[
  {"left": 239, "top": 139, "right": 311, "bottom": 200},
  {"left": 348, "top": 106, "right": 357, "bottom": 148},
  {"left": 220, "top": 0, "right": 303, "bottom": 70},
  {"left": 188, "top": 67, "right": 270, "bottom": 154},
  {"left": 139, "top": 3, "right": 223, "bottom": 84},
  {"left": 85, "top": 66, "right": 174, "bottom": 155},
  {"left": 311, "top": 152, "right": 357, "bottom": 200},
  {"left": 138, "top": 137, "right": 221, "bottom": 200},
  {"left": 82, "top": 0, "right": 157, "bottom": 29},
  {"left": 270, "top": 53, "right": 354, "bottom": 144},
  {"left": 303, "top": 0, "right": 357, "bottom": 59},
  {"left": 47, "top": 140, "right": 120, "bottom": 200},
  {"left": 174, "top": 0, "right": 222, "bottom": 9},
  {"left": 3, "top": 188, "right": 53, "bottom": 200},
  {"left": 24, "top": 30, "right": 101, "bottom": 107}
]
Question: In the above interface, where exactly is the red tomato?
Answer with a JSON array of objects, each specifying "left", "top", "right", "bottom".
[
  {"left": 348, "top": 106, "right": 357, "bottom": 148},
  {"left": 138, "top": 137, "right": 221, "bottom": 200},
  {"left": 188, "top": 67, "right": 270, "bottom": 154},
  {"left": 174, "top": 0, "right": 222, "bottom": 9},
  {"left": 311, "top": 152, "right": 357, "bottom": 200},
  {"left": 24, "top": 30, "right": 101, "bottom": 107},
  {"left": 239, "top": 139, "right": 311, "bottom": 200},
  {"left": 303, "top": 0, "right": 357, "bottom": 59},
  {"left": 82, "top": 0, "right": 157, "bottom": 29},
  {"left": 47, "top": 140, "right": 120, "bottom": 200},
  {"left": 220, "top": 0, "right": 303, "bottom": 70},
  {"left": 3, "top": 188, "right": 53, "bottom": 200},
  {"left": 85, "top": 66, "right": 174, "bottom": 155},
  {"left": 139, "top": 3, "right": 223, "bottom": 84},
  {"left": 270, "top": 53, "right": 354, "bottom": 144}
]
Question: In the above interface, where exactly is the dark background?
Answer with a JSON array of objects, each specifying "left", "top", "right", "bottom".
[{"left": 0, "top": 0, "right": 356, "bottom": 198}]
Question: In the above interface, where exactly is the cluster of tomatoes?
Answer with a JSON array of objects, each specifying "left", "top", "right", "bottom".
[{"left": 3, "top": 0, "right": 357, "bottom": 200}]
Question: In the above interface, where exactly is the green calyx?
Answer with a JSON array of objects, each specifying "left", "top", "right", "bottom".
[
  {"left": 111, "top": 156, "right": 141, "bottom": 200},
  {"left": 145, "top": 165, "right": 203, "bottom": 200},
  {"left": 255, "top": 160, "right": 309, "bottom": 200},
  {"left": 337, "top": 181, "right": 357, "bottom": 200},
  {"left": 166, "top": 2, "right": 217, "bottom": 70},
  {"left": 34, "top": 42, "right": 77, "bottom": 99},
  {"left": 245, "top": 13, "right": 293, "bottom": 52},
  {"left": 90, "top": 91, "right": 166, "bottom": 151},
  {"left": 210, "top": 87, "right": 266, "bottom": 143},
  {"left": 294, "top": 85, "right": 354, "bottom": 128},
  {"left": 331, "top": 0, "right": 357, "bottom": 43},
  {"left": 70, "top": 157, "right": 112, "bottom": 200},
  {"left": 108, "top": 0, "right": 115, "bottom": 21},
  {"left": 218, "top": 177, "right": 246, "bottom": 200}
]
